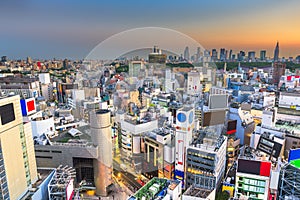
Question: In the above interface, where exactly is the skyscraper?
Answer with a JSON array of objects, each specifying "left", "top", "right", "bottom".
[
  {"left": 229, "top": 49, "right": 233, "bottom": 61},
  {"left": 220, "top": 48, "right": 226, "bottom": 61},
  {"left": 238, "top": 51, "right": 245, "bottom": 62},
  {"left": 184, "top": 46, "right": 190, "bottom": 61},
  {"left": 211, "top": 49, "right": 218, "bottom": 61},
  {"left": 248, "top": 51, "right": 256, "bottom": 61},
  {"left": 260, "top": 50, "right": 266, "bottom": 61},
  {"left": 196, "top": 47, "right": 201, "bottom": 62},
  {"left": 274, "top": 41, "right": 279, "bottom": 61},
  {"left": 0, "top": 95, "right": 38, "bottom": 199}
]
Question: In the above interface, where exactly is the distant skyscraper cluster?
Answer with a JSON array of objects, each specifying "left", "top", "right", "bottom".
[{"left": 181, "top": 41, "right": 285, "bottom": 63}]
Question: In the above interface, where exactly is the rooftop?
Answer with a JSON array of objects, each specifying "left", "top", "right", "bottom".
[
  {"left": 183, "top": 186, "right": 213, "bottom": 198},
  {"left": 33, "top": 168, "right": 55, "bottom": 188},
  {"left": 51, "top": 125, "right": 92, "bottom": 144},
  {"left": 128, "top": 178, "right": 180, "bottom": 200},
  {"left": 190, "top": 127, "right": 226, "bottom": 152}
]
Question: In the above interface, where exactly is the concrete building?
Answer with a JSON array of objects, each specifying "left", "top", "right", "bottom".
[
  {"left": 141, "top": 128, "right": 174, "bottom": 179},
  {"left": 278, "top": 92, "right": 300, "bottom": 110},
  {"left": 185, "top": 130, "right": 227, "bottom": 191},
  {"left": 228, "top": 105, "right": 255, "bottom": 145},
  {"left": 235, "top": 147, "right": 272, "bottom": 200},
  {"left": 272, "top": 62, "right": 286, "bottom": 85},
  {"left": 31, "top": 115, "right": 55, "bottom": 137},
  {"left": 174, "top": 106, "right": 195, "bottom": 186},
  {"left": 34, "top": 110, "right": 114, "bottom": 197},
  {"left": 120, "top": 118, "right": 158, "bottom": 172},
  {"left": 187, "top": 71, "right": 202, "bottom": 96},
  {"left": 0, "top": 95, "right": 38, "bottom": 199},
  {"left": 0, "top": 76, "right": 40, "bottom": 98},
  {"left": 89, "top": 109, "right": 113, "bottom": 196}
]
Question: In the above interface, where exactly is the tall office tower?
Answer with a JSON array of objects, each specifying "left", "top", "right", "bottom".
[
  {"left": 260, "top": 50, "right": 266, "bottom": 61},
  {"left": 196, "top": 47, "right": 201, "bottom": 62},
  {"left": 174, "top": 107, "right": 195, "bottom": 187},
  {"left": 89, "top": 109, "right": 113, "bottom": 196},
  {"left": 272, "top": 62, "right": 286, "bottom": 85},
  {"left": 229, "top": 49, "right": 233, "bottom": 61},
  {"left": 0, "top": 95, "right": 38, "bottom": 199},
  {"left": 211, "top": 49, "right": 218, "bottom": 61},
  {"left": 184, "top": 46, "right": 190, "bottom": 61},
  {"left": 220, "top": 48, "right": 226, "bottom": 61},
  {"left": 238, "top": 51, "right": 245, "bottom": 61},
  {"left": 274, "top": 41, "right": 279, "bottom": 61},
  {"left": 248, "top": 51, "right": 256, "bottom": 61}
]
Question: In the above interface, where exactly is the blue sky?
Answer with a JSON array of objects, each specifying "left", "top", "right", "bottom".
[{"left": 0, "top": 0, "right": 299, "bottom": 59}]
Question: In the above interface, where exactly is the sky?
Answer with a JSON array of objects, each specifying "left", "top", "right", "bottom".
[{"left": 0, "top": 0, "right": 299, "bottom": 59}]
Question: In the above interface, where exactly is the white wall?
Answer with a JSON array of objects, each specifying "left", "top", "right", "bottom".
[{"left": 31, "top": 117, "right": 55, "bottom": 137}]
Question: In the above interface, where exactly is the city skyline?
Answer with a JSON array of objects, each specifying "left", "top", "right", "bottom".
[{"left": 0, "top": 0, "right": 300, "bottom": 59}]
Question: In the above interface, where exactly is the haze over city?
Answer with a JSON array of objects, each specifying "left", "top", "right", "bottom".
[{"left": 1, "top": 1, "right": 300, "bottom": 200}]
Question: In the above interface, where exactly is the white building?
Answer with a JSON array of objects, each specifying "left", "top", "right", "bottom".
[{"left": 187, "top": 71, "right": 202, "bottom": 96}]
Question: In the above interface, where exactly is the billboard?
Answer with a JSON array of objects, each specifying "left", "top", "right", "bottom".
[
  {"left": 209, "top": 94, "right": 228, "bottom": 110},
  {"left": 256, "top": 136, "right": 282, "bottom": 159},
  {"left": 66, "top": 179, "right": 74, "bottom": 200},
  {"left": 237, "top": 159, "right": 271, "bottom": 177},
  {"left": 288, "top": 148, "right": 300, "bottom": 162},
  {"left": 0, "top": 103, "right": 15, "bottom": 125},
  {"left": 20, "top": 98, "right": 36, "bottom": 116},
  {"left": 227, "top": 120, "right": 237, "bottom": 134},
  {"left": 203, "top": 110, "right": 226, "bottom": 126}
]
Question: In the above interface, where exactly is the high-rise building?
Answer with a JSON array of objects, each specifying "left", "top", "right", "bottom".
[
  {"left": 211, "top": 49, "right": 218, "bottom": 62},
  {"left": 238, "top": 51, "right": 245, "bottom": 61},
  {"left": 174, "top": 106, "right": 195, "bottom": 187},
  {"left": 148, "top": 46, "right": 167, "bottom": 63},
  {"left": 89, "top": 109, "right": 113, "bottom": 196},
  {"left": 229, "top": 49, "right": 233, "bottom": 61},
  {"left": 248, "top": 51, "right": 256, "bottom": 61},
  {"left": 0, "top": 95, "right": 38, "bottom": 199},
  {"left": 272, "top": 62, "right": 286, "bottom": 85},
  {"left": 184, "top": 46, "right": 190, "bottom": 61},
  {"left": 129, "top": 61, "right": 144, "bottom": 78},
  {"left": 260, "top": 50, "right": 266, "bottom": 61},
  {"left": 196, "top": 47, "right": 201, "bottom": 62},
  {"left": 220, "top": 48, "right": 226, "bottom": 61},
  {"left": 274, "top": 41, "right": 279, "bottom": 61}
]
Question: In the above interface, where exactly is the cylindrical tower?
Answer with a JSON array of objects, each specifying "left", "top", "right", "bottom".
[{"left": 89, "top": 109, "right": 112, "bottom": 196}]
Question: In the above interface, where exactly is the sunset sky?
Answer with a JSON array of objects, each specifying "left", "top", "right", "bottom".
[{"left": 0, "top": 0, "right": 299, "bottom": 59}]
